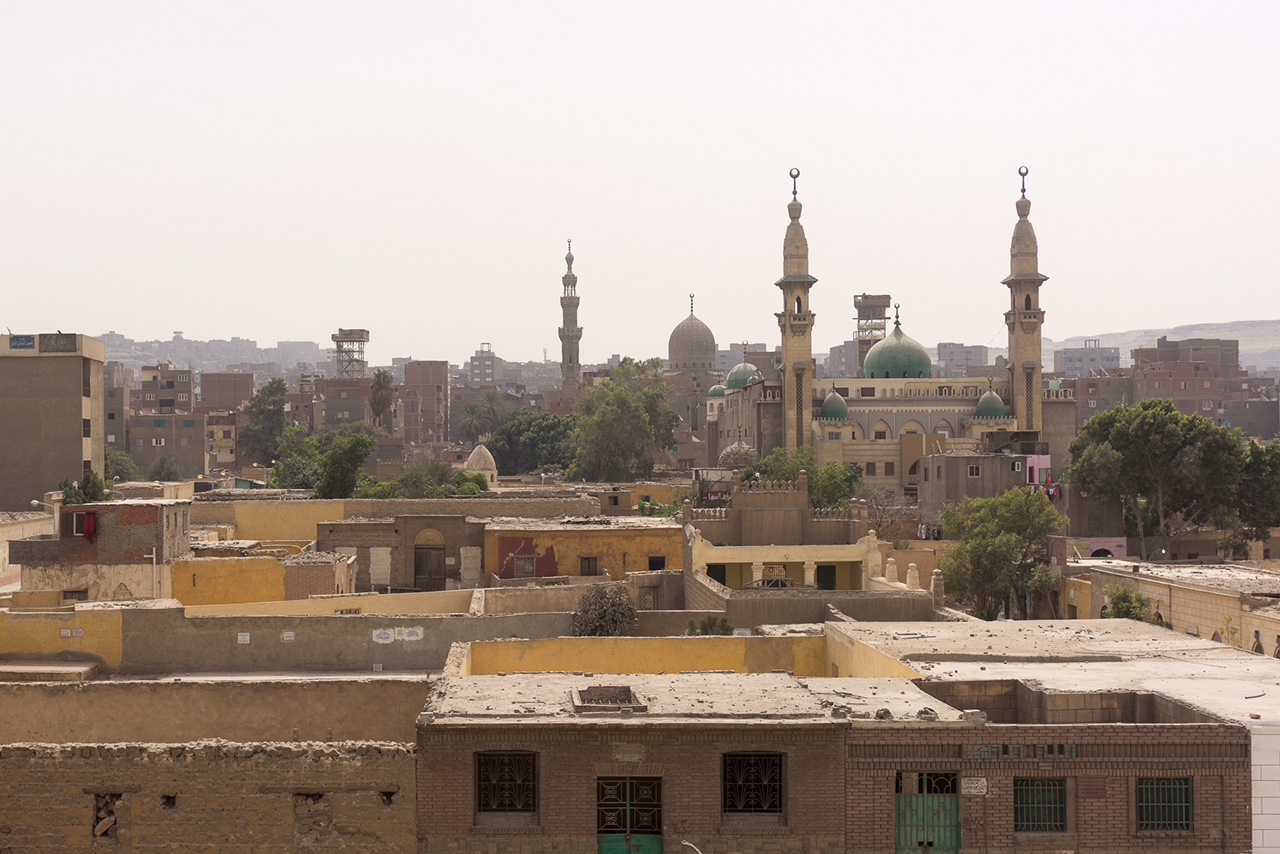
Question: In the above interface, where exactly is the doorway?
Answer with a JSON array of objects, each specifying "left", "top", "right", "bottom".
[{"left": 597, "top": 777, "right": 661, "bottom": 854}]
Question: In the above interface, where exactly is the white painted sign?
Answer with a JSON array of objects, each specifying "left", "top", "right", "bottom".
[
  {"left": 280, "top": 631, "right": 296, "bottom": 643},
  {"left": 961, "top": 777, "right": 988, "bottom": 795},
  {"left": 237, "top": 632, "right": 251, "bottom": 644}
]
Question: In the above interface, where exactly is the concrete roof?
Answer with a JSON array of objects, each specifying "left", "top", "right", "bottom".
[
  {"left": 832, "top": 619, "right": 1280, "bottom": 726},
  {"left": 423, "top": 672, "right": 964, "bottom": 725},
  {"left": 477, "top": 516, "right": 682, "bottom": 531},
  {"left": 1078, "top": 557, "right": 1280, "bottom": 595}
]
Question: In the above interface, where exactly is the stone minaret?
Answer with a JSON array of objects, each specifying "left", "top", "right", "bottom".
[
  {"left": 1003, "top": 167, "right": 1048, "bottom": 432},
  {"left": 775, "top": 168, "right": 817, "bottom": 450},
  {"left": 558, "top": 241, "right": 582, "bottom": 402}
]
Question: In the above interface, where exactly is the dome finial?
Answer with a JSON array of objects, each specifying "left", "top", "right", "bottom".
[
  {"left": 690, "top": 293, "right": 695, "bottom": 315},
  {"left": 789, "top": 167, "right": 800, "bottom": 199},
  {"left": 1019, "top": 166, "right": 1028, "bottom": 198},
  {"left": 565, "top": 239, "right": 574, "bottom": 271},
  {"left": 893, "top": 303, "right": 901, "bottom": 327}
]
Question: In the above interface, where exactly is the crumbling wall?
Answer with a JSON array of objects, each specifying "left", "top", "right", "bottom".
[{"left": 0, "top": 741, "right": 415, "bottom": 850}]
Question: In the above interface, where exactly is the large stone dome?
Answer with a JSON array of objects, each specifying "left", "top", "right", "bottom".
[
  {"left": 863, "top": 320, "right": 932, "bottom": 379},
  {"left": 718, "top": 438, "right": 759, "bottom": 469},
  {"left": 668, "top": 312, "right": 716, "bottom": 370}
]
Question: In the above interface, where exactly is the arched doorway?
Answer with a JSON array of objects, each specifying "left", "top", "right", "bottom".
[{"left": 414, "top": 529, "right": 446, "bottom": 591}]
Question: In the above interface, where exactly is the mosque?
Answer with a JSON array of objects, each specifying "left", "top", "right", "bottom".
[{"left": 663, "top": 167, "right": 1076, "bottom": 499}]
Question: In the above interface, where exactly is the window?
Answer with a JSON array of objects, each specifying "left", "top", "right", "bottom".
[
  {"left": 72, "top": 512, "right": 87, "bottom": 536},
  {"left": 145, "top": 393, "right": 155, "bottom": 401},
  {"left": 107, "top": 412, "right": 115, "bottom": 420},
  {"left": 82, "top": 418, "right": 91, "bottom": 437},
  {"left": 1088, "top": 400, "right": 1097, "bottom": 408},
  {"left": 223, "top": 430, "right": 232, "bottom": 439},
  {"left": 64, "top": 588, "right": 89, "bottom": 601},
  {"left": 1012, "top": 461, "right": 1023, "bottom": 472},
  {"left": 106, "top": 434, "right": 115, "bottom": 444},
  {"left": 884, "top": 462, "right": 895, "bottom": 476},
  {"left": 827, "top": 431, "right": 841, "bottom": 440},
  {"left": 874, "top": 430, "right": 887, "bottom": 440},
  {"left": 82, "top": 358, "right": 92, "bottom": 397},
  {"left": 647, "top": 556, "right": 666, "bottom": 571},
  {"left": 182, "top": 420, "right": 195, "bottom": 428},
  {"left": 923, "top": 467, "right": 929, "bottom": 482},
  {"left": 1202, "top": 400, "right": 1213, "bottom": 411},
  {"left": 865, "top": 462, "right": 876, "bottom": 476},
  {"left": 152, "top": 438, "right": 166, "bottom": 446},
  {"left": 723, "top": 753, "right": 783, "bottom": 814},
  {"left": 178, "top": 393, "right": 189, "bottom": 401},
  {"left": 967, "top": 465, "right": 981, "bottom": 477},
  {"left": 475, "top": 752, "right": 537, "bottom": 814},
  {"left": 1014, "top": 779, "right": 1066, "bottom": 832},
  {"left": 706, "top": 564, "right": 727, "bottom": 585},
  {"left": 860, "top": 387, "right": 875, "bottom": 397},
  {"left": 153, "top": 419, "right": 166, "bottom": 428},
  {"left": 1137, "top": 778, "right": 1192, "bottom": 831},
  {"left": 580, "top": 557, "right": 598, "bottom": 576}
]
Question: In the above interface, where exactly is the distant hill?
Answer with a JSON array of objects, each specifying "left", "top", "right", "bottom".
[{"left": 1042, "top": 319, "right": 1280, "bottom": 371}]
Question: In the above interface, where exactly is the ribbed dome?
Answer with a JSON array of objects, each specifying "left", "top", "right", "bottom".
[
  {"left": 725, "top": 361, "right": 763, "bottom": 390},
  {"left": 863, "top": 322, "right": 932, "bottom": 379},
  {"left": 819, "top": 390, "right": 849, "bottom": 419},
  {"left": 707, "top": 384, "right": 727, "bottom": 398},
  {"left": 668, "top": 312, "right": 716, "bottom": 370},
  {"left": 975, "top": 389, "right": 1007, "bottom": 418},
  {"left": 718, "top": 438, "right": 759, "bottom": 469}
]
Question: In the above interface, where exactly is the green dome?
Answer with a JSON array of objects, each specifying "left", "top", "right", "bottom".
[
  {"left": 707, "top": 384, "right": 727, "bottom": 398},
  {"left": 975, "top": 389, "right": 1006, "bottom": 418},
  {"left": 863, "top": 321, "right": 932, "bottom": 379},
  {"left": 725, "top": 361, "right": 763, "bottom": 390},
  {"left": 819, "top": 391, "right": 849, "bottom": 419}
]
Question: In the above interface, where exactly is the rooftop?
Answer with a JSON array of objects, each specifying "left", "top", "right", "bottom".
[
  {"left": 478, "top": 516, "right": 683, "bottom": 531},
  {"left": 1078, "top": 557, "right": 1280, "bottom": 595}
]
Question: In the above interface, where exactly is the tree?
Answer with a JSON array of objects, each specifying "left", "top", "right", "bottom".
[
  {"left": 457, "top": 403, "right": 487, "bottom": 446},
  {"left": 1102, "top": 585, "right": 1151, "bottom": 622},
  {"left": 939, "top": 487, "right": 1067, "bottom": 620},
  {"left": 59, "top": 470, "right": 109, "bottom": 505},
  {"left": 742, "top": 446, "right": 863, "bottom": 509},
  {"left": 857, "top": 484, "right": 919, "bottom": 542},
  {"left": 238, "top": 378, "right": 289, "bottom": 466},
  {"left": 479, "top": 389, "right": 509, "bottom": 434},
  {"left": 1237, "top": 440, "right": 1280, "bottom": 545},
  {"left": 1069, "top": 399, "right": 1246, "bottom": 559},
  {"left": 314, "top": 433, "right": 378, "bottom": 499},
  {"left": 370, "top": 369, "right": 395, "bottom": 430},
  {"left": 568, "top": 357, "right": 678, "bottom": 481},
  {"left": 104, "top": 448, "right": 139, "bottom": 483},
  {"left": 487, "top": 410, "right": 576, "bottom": 475},
  {"left": 148, "top": 455, "right": 184, "bottom": 482},
  {"left": 571, "top": 586, "right": 637, "bottom": 637}
]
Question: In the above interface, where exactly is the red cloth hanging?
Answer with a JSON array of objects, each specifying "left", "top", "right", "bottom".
[{"left": 83, "top": 512, "right": 97, "bottom": 544}]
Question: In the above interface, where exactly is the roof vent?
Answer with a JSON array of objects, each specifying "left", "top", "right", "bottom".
[{"left": 571, "top": 686, "right": 647, "bottom": 714}]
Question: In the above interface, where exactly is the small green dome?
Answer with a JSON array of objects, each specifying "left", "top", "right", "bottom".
[
  {"left": 707, "top": 384, "right": 727, "bottom": 398},
  {"left": 725, "top": 361, "right": 763, "bottom": 390},
  {"left": 975, "top": 389, "right": 1006, "bottom": 418},
  {"left": 863, "top": 320, "right": 932, "bottom": 379},
  {"left": 819, "top": 391, "right": 849, "bottom": 419}
]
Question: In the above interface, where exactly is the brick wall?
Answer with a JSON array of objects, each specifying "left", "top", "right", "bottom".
[{"left": 0, "top": 741, "right": 415, "bottom": 851}]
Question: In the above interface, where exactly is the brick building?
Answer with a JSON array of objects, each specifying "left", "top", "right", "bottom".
[
  {"left": 196, "top": 371, "right": 254, "bottom": 413},
  {"left": 402, "top": 360, "right": 450, "bottom": 444}
]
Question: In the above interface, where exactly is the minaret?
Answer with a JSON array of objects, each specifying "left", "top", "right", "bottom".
[
  {"left": 775, "top": 168, "right": 817, "bottom": 450},
  {"left": 558, "top": 240, "right": 582, "bottom": 403},
  {"left": 1003, "top": 167, "right": 1048, "bottom": 432}
]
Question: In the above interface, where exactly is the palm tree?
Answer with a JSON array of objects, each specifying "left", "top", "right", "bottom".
[
  {"left": 370, "top": 369, "right": 395, "bottom": 429},
  {"left": 479, "top": 389, "right": 509, "bottom": 434},
  {"left": 458, "top": 403, "right": 486, "bottom": 445}
]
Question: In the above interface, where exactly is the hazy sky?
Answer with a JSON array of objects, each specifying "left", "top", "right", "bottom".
[{"left": 2, "top": 1, "right": 1276, "bottom": 368}]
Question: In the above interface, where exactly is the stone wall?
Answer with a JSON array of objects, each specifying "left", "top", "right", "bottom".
[
  {"left": 682, "top": 570, "right": 933, "bottom": 627},
  {"left": 0, "top": 741, "right": 415, "bottom": 851},
  {"left": 0, "top": 678, "right": 430, "bottom": 743}
]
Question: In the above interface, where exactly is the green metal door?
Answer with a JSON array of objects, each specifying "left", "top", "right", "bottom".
[
  {"left": 597, "top": 777, "right": 662, "bottom": 854},
  {"left": 895, "top": 772, "right": 960, "bottom": 853}
]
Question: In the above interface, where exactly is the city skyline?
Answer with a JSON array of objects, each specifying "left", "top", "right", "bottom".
[{"left": 2, "top": 1, "right": 1276, "bottom": 367}]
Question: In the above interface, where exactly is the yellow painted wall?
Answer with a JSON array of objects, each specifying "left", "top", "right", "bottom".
[
  {"left": 823, "top": 624, "right": 921, "bottom": 679},
  {"left": 169, "top": 557, "right": 286, "bottom": 606},
  {"left": 1064, "top": 576, "right": 1092, "bottom": 618},
  {"left": 466, "top": 635, "right": 828, "bottom": 677},
  {"left": 483, "top": 526, "right": 683, "bottom": 580},
  {"left": 184, "top": 589, "right": 476, "bottom": 617},
  {"left": 0, "top": 607, "right": 124, "bottom": 667},
  {"left": 189, "top": 500, "right": 346, "bottom": 541}
]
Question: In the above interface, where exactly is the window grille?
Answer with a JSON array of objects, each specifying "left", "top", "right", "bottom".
[
  {"left": 723, "top": 753, "right": 783, "bottom": 813},
  {"left": 895, "top": 771, "right": 957, "bottom": 794},
  {"left": 1014, "top": 779, "right": 1065, "bottom": 832},
  {"left": 1136, "top": 778, "right": 1192, "bottom": 831},
  {"left": 475, "top": 752, "right": 537, "bottom": 813}
]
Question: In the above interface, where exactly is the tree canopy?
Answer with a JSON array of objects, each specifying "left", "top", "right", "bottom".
[
  {"left": 741, "top": 446, "right": 864, "bottom": 509},
  {"left": 567, "top": 357, "right": 678, "bottom": 482},
  {"left": 1067, "top": 399, "right": 1266, "bottom": 559},
  {"left": 269, "top": 424, "right": 382, "bottom": 498},
  {"left": 369, "top": 369, "right": 395, "bottom": 429},
  {"left": 60, "top": 470, "right": 108, "bottom": 505},
  {"left": 486, "top": 410, "right": 576, "bottom": 475},
  {"left": 939, "top": 487, "right": 1067, "bottom": 620},
  {"left": 237, "top": 378, "right": 288, "bottom": 465},
  {"left": 314, "top": 433, "right": 378, "bottom": 499},
  {"left": 104, "top": 448, "right": 139, "bottom": 483}
]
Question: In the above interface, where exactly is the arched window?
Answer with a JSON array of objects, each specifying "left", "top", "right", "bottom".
[
  {"left": 1024, "top": 294, "right": 1032, "bottom": 311},
  {"left": 794, "top": 296, "right": 802, "bottom": 314}
]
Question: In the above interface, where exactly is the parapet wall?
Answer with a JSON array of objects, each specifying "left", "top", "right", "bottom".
[
  {"left": 0, "top": 741, "right": 415, "bottom": 851},
  {"left": 683, "top": 570, "right": 933, "bottom": 627}
]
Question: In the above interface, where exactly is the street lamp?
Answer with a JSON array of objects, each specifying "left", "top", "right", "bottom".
[{"left": 30, "top": 499, "right": 54, "bottom": 511}]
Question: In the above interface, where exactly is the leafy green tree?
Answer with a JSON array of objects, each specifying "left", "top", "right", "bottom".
[
  {"left": 571, "top": 586, "right": 638, "bottom": 637},
  {"left": 314, "top": 433, "right": 378, "bottom": 499},
  {"left": 743, "top": 446, "right": 863, "bottom": 509},
  {"left": 1237, "top": 440, "right": 1280, "bottom": 544},
  {"left": 1069, "top": 399, "right": 1246, "bottom": 559},
  {"left": 104, "top": 448, "right": 139, "bottom": 483},
  {"left": 568, "top": 357, "right": 678, "bottom": 481},
  {"left": 1102, "top": 585, "right": 1151, "bottom": 622},
  {"left": 487, "top": 410, "right": 576, "bottom": 474},
  {"left": 238, "top": 378, "right": 289, "bottom": 466},
  {"left": 939, "top": 487, "right": 1067, "bottom": 620},
  {"left": 59, "top": 470, "right": 109, "bottom": 505},
  {"left": 147, "top": 455, "right": 185, "bottom": 482},
  {"left": 268, "top": 426, "right": 320, "bottom": 489},
  {"left": 370, "top": 369, "right": 395, "bottom": 429}
]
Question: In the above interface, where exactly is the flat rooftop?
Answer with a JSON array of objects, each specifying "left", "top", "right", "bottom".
[
  {"left": 478, "top": 516, "right": 682, "bottom": 531},
  {"left": 424, "top": 672, "right": 963, "bottom": 725},
  {"left": 1077, "top": 557, "right": 1280, "bottom": 595},
  {"left": 834, "top": 620, "right": 1280, "bottom": 726}
]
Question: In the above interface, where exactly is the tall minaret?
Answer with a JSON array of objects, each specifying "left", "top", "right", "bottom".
[
  {"left": 775, "top": 168, "right": 817, "bottom": 450},
  {"left": 1003, "top": 167, "right": 1048, "bottom": 432},
  {"left": 558, "top": 241, "right": 582, "bottom": 403}
]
